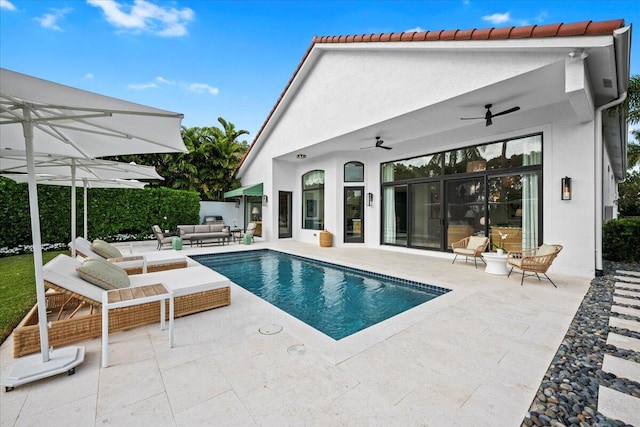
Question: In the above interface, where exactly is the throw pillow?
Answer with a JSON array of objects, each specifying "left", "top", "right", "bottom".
[
  {"left": 92, "top": 239, "right": 122, "bottom": 259},
  {"left": 77, "top": 257, "right": 130, "bottom": 290}
]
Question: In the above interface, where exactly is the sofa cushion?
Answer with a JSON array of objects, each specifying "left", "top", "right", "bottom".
[
  {"left": 77, "top": 257, "right": 130, "bottom": 290},
  {"left": 194, "top": 224, "right": 209, "bottom": 233},
  {"left": 178, "top": 225, "right": 195, "bottom": 235},
  {"left": 92, "top": 239, "right": 122, "bottom": 259},
  {"left": 210, "top": 224, "right": 225, "bottom": 232}
]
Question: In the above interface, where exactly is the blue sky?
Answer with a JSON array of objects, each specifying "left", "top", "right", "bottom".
[{"left": 1, "top": 0, "right": 638, "bottom": 142}]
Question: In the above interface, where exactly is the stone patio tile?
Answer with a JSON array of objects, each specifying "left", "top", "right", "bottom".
[
  {"left": 606, "top": 332, "right": 640, "bottom": 353},
  {"left": 611, "top": 305, "right": 640, "bottom": 318},
  {"left": 597, "top": 386, "right": 640, "bottom": 426},
  {"left": 609, "top": 317, "right": 640, "bottom": 334},
  {"left": 602, "top": 354, "right": 640, "bottom": 383}
]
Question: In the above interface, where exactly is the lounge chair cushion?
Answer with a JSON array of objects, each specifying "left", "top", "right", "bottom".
[
  {"left": 77, "top": 257, "right": 130, "bottom": 290},
  {"left": 467, "top": 236, "right": 487, "bottom": 249},
  {"left": 536, "top": 244, "right": 556, "bottom": 256},
  {"left": 92, "top": 239, "right": 122, "bottom": 259}
]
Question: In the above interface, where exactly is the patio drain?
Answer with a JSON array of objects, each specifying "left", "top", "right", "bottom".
[
  {"left": 259, "top": 324, "right": 283, "bottom": 335},
  {"left": 287, "top": 344, "right": 306, "bottom": 355}
]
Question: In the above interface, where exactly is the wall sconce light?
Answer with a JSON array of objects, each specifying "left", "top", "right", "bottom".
[
  {"left": 561, "top": 177, "right": 572, "bottom": 200},
  {"left": 235, "top": 199, "right": 240, "bottom": 209},
  {"left": 262, "top": 195, "right": 268, "bottom": 205},
  {"left": 367, "top": 192, "right": 374, "bottom": 207}
]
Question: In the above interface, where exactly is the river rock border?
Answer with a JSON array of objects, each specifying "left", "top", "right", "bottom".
[{"left": 522, "top": 261, "right": 640, "bottom": 427}]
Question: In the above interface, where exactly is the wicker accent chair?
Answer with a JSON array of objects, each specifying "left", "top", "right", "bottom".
[
  {"left": 451, "top": 235, "right": 490, "bottom": 268},
  {"left": 507, "top": 244, "right": 563, "bottom": 287}
]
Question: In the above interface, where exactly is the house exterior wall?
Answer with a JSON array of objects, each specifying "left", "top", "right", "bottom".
[{"left": 237, "top": 42, "right": 624, "bottom": 279}]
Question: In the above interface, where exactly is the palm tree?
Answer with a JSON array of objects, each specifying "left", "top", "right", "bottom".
[
  {"left": 209, "top": 117, "right": 249, "bottom": 200},
  {"left": 627, "top": 75, "right": 640, "bottom": 170}
]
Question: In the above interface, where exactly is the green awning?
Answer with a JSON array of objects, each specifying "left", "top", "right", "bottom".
[{"left": 224, "top": 183, "right": 263, "bottom": 198}]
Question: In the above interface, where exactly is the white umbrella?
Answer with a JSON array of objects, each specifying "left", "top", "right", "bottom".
[
  {"left": 0, "top": 149, "right": 163, "bottom": 180},
  {"left": 0, "top": 68, "right": 186, "bottom": 390},
  {"left": 0, "top": 149, "right": 162, "bottom": 256},
  {"left": 1, "top": 173, "right": 147, "bottom": 243}
]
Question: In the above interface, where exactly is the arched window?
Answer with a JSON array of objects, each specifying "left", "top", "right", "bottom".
[
  {"left": 302, "top": 170, "right": 324, "bottom": 230},
  {"left": 344, "top": 161, "right": 364, "bottom": 182}
]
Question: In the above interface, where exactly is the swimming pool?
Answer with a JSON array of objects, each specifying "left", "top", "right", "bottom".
[{"left": 192, "top": 250, "right": 449, "bottom": 340}]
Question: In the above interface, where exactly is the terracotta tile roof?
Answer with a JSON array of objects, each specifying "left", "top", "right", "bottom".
[
  {"left": 312, "top": 19, "right": 625, "bottom": 44},
  {"left": 239, "top": 19, "right": 625, "bottom": 171}
]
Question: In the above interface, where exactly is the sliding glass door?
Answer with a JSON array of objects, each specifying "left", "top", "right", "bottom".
[
  {"left": 487, "top": 172, "right": 540, "bottom": 252},
  {"left": 410, "top": 182, "right": 442, "bottom": 249},
  {"left": 445, "top": 178, "right": 485, "bottom": 248}
]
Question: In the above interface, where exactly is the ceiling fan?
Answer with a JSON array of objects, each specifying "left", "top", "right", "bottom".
[
  {"left": 460, "top": 104, "right": 520, "bottom": 126},
  {"left": 360, "top": 136, "right": 392, "bottom": 150}
]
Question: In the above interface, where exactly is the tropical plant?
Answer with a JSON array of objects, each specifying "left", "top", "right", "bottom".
[{"left": 105, "top": 117, "right": 249, "bottom": 201}]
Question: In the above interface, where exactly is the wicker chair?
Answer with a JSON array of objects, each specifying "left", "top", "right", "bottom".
[
  {"left": 507, "top": 244, "right": 563, "bottom": 287},
  {"left": 451, "top": 235, "right": 490, "bottom": 268}
]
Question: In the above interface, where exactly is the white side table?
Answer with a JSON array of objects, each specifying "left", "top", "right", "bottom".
[{"left": 482, "top": 252, "right": 509, "bottom": 275}]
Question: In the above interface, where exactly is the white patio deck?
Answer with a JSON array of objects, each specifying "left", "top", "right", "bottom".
[{"left": 1, "top": 240, "right": 592, "bottom": 426}]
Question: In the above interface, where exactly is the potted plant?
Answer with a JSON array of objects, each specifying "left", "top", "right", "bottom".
[{"left": 492, "top": 231, "right": 508, "bottom": 254}]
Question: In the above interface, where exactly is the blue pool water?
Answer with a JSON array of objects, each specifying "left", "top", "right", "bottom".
[{"left": 192, "top": 250, "right": 449, "bottom": 340}]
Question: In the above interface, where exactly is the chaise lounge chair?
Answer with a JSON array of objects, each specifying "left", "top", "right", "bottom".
[
  {"left": 12, "top": 254, "right": 231, "bottom": 358},
  {"left": 71, "top": 237, "right": 188, "bottom": 274},
  {"left": 451, "top": 235, "right": 490, "bottom": 268},
  {"left": 507, "top": 244, "right": 563, "bottom": 287}
]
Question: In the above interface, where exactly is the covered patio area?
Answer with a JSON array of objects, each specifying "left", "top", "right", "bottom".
[{"left": 1, "top": 241, "right": 595, "bottom": 425}]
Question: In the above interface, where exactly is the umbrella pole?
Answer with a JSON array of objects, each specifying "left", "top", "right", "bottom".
[
  {"left": 83, "top": 180, "right": 88, "bottom": 239},
  {"left": 1, "top": 108, "right": 85, "bottom": 392},
  {"left": 23, "top": 114, "right": 50, "bottom": 362},
  {"left": 71, "top": 161, "right": 76, "bottom": 258}
]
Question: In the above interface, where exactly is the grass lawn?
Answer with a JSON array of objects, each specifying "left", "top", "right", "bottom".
[{"left": 0, "top": 250, "right": 68, "bottom": 345}]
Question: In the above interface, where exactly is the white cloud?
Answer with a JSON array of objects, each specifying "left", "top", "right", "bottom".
[
  {"left": 128, "top": 82, "right": 157, "bottom": 90},
  {"left": 406, "top": 27, "right": 425, "bottom": 33},
  {"left": 129, "top": 77, "right": 219, "bottom": 96},
  {"left": 85, "top": 73, "right": 94, "bottom": 79},
  {"left": 482, "top": 12, "right": 511, "bottom": 25},
  {"left": 188, "top": 83, "right": 219, "bottom": 96},
  {"left": 535, "top": 11, "right": 548, "bottom": 23},
  {"left": 156, "top": 76, "right": 174, "bottom": 85},
  {"left": 35, "top": 7, "right": 72, "bottom": 31},
  {"left": 87, "top": 0, "right": 194, "bottom": 37},
  {"left": 0, "top": 0, "right": 16, "bottom": 11}
]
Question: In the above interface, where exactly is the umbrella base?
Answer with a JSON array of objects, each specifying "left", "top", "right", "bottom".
[{"left": 1, "top": 346, "right": 85, "bottom": 392}]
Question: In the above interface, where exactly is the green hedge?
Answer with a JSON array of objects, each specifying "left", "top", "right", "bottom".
[
  {"left": 0, "top": 177, "right": 200, "bottom": 249},
  {"left": 603, "top": 217, "right": 640, "bottom": 262}
]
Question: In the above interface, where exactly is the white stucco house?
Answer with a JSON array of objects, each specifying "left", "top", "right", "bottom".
[{"left": 226, "top": 19, "right": 632, "bottom": 278}]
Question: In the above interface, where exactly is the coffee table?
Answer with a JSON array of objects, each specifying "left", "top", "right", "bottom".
[{"left": 482, "top": 252, "right": 509, "bottom": 275}]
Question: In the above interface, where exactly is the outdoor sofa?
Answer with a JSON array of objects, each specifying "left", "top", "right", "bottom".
[
  {"left": 12, "top": 254, "right": 231, "bottom": 358},
  {"left": 71, "top": 236, "right": 189, "bottom": 274},
  {"left": 177, "top": 224, "right": 231, "bottom": 246}
]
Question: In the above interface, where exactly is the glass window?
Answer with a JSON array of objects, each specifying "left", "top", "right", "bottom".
[
  {"left": 410, "top": 182, "right": 441, "bottom": 249},
  {"left": 444, "top": 135, "right": 542, "bottom": 174},
  {"left": 382, "top": 185, "right": 407, "bottom": 245},
  {"left": 344, "top": 162, "right": 364, "bottom": 182},
  {"left": 381, "top": 154, "right": 441, "bottom": 182},
  {"left": 302, "top": 170, "right": 324, "bottom": 230},
  {"left": 487, "top": 171, "right": 540, "bottom": 252}
]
